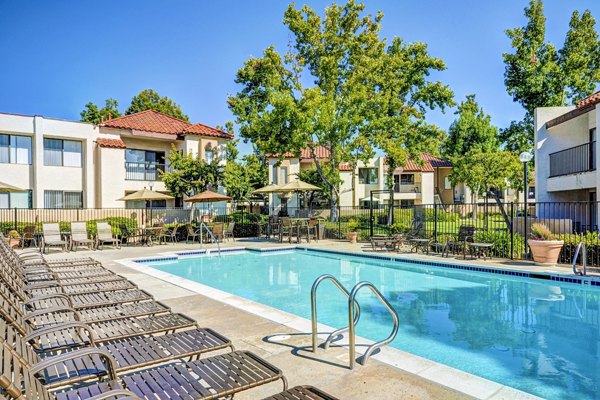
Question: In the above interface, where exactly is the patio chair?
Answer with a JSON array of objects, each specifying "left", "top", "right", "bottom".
[
  {"left": 163, "top": 224, "right": 179, "bottom": 243},
  {"left": 70, "top": 222, "right": 95, "bottom": 251},
  {"left": 186, "top": 223, "right": 202, "bottom": 243},
  {"left": 268, "top": 216, "right": 280, "bottom": 238},
  {"left": 41, "top": 223, "right": 69, "bottom": 253},
  {"left": 224, "top": 222, "right": 235, "bottom": 241},
  {"left": 305, "top": 218, "right": 319, "bottom": 242},
  {"left": 22, "top": 224, "right": 38, "bottom": 249},
  {"left": 211, "top": 222, "right": 225, "bottom": 242},
  {"left": 444, "top": 225, "right": 477, "bottom": 258},
  {"left": 262, "top": 386, "right": 340, "bottom": 400},
  {"left": 279, "top": 217, "right": 298, "bottom": 243},
  {"left": 118, "top": 224, "right": 143, "bottom": 246},
  {"left": 95, "top": 222, "right": 121, "bottom": 249}
]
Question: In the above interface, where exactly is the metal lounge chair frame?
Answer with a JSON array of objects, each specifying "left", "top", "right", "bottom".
[
  {"left": 95, "top": 222, "right": 121, "bottom": 249},
  {"left": 41, "top": 223, "right": 69, "bottom": 254},
  {"left": 70, "top": 222, "right": 95, "bottom": 251}
]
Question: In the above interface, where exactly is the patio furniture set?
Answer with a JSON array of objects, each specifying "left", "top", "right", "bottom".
[
  {"left": 370, "top": 224, "right": 495, "bottom": 261},
  {"left": 0, "top": 232, "right": 338, "bottom": 399},
  {"left": 263, "top": 216, "right": 320, "bottom": 244}
]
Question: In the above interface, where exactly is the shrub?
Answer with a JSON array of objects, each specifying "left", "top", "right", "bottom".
[
  {"left": 424, "top": 208, "right": 460, "bottom": 222},
  {"left": 213, "top": 211, "right": 265, "bottom": 223},
  {"left": 347, "top": 218, "right": 360, "bottom": 232},
  {"left": 473, "top": 229, "right": 524, "bottom": 259},
  {"left": 530, "top": 223, "right": 554, "bottom": 240}
]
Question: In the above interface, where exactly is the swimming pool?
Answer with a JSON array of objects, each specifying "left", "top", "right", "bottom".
[{"left": 139, "top": 248, "right": 600, "bottom": 400}]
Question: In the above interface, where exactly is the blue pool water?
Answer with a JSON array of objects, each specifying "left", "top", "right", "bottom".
[{"left": 143, "top": 249, "right": 600, "bottom": 399}]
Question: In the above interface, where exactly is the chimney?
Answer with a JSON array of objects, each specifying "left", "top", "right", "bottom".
[{"left": 100, "top": 115, "right": 104, "bottom": 124}]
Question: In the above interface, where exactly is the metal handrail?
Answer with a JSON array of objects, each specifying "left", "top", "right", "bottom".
[
  {"left": 311, "top": 274, "right": 361, "bottom": 353},
  {"left": 199, "top": 222, "right": 221, "bottom": 256},
  {"left": 348, "top": 281, "right": 399, "bottom": 369},
  {"left": 573, "top": 241, "right": 586, "bottom": 276}
]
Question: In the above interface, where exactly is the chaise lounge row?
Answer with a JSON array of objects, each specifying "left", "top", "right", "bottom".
[{"left": 0, "top": 233, "right": 338, "bottom": 399}]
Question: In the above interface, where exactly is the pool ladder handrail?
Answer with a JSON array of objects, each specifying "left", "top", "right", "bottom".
[
  {"left": 199, "top": 222, "right": 221, "bottom": 256},
  {"left": 573, "top": 241, "right": 586, "bottom": 276},
  {"left": 311, "top": 274, "right": 361, "bottom": 353},
  {"left": 310, "top": 275, "right": 399, "bottom": 369}
]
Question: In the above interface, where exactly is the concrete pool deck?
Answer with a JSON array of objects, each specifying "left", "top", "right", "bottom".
[{"left": 38, "top": 238, "right": 561, "bottom": 400}]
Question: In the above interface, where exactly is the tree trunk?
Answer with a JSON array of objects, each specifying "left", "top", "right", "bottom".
[
  {"left": 308, "top": 143, "right": 339, "bottom": 221},
  {"left": 491, "top": 191, "right": 512, "bottom": 232}
]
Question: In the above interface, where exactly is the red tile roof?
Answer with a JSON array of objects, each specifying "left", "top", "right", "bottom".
[
  {"left": 338, "top": 163, "right": 353, "bottom": 171},
  {"left": 101, "top": 109, "right": 231, "bottom": 139},
  {"left": 388, "top": 153, "right": 451, "bottom": 173},
  {"left": 183, "top": 123, "right": 233, "bottom": 139},
  {"left": 577, "top": 90, "right": 600, "bottom": 108},
  {"left": 272, "top": 145, "right": 331, "bottom": 159},
  {"left": 96, "top": 138, "right": 126, "bottom": 149}
]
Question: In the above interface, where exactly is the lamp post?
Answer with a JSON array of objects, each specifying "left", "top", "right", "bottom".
[{"left": 519, "top": 151, "right": 533, "bottom": 259}]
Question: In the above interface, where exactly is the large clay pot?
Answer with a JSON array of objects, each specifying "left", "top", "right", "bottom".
[
  {"left": 528, "top": 239, "right": 564, "bottom": 265},
  {"left": 347, "top": 232, "right": 358, "bottom": 244}
]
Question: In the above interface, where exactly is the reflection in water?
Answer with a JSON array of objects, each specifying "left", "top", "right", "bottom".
[{"left": 149, "top": 251, "right": 600, "bottom": 400}]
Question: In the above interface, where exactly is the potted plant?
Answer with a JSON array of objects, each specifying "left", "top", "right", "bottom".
[
  {"left": 346, "top": 218, "right": 360, "bottom": 243},
  {"left": 528, "top": 223, "right": 564, "bottom": 265}
]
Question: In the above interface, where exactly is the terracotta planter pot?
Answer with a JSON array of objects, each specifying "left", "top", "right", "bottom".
[
  {"left": 528, "top": 239, "right": 564, "bottom": 265},
  {"left": 347, "top": 232, "right": 358, "bottom": 244}
]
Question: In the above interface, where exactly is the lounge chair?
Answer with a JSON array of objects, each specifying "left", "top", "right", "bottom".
[
  {"left": 95, "top": 222, "right": 121, "bottom": 249},
  {"left": 262, "top": 386, "right": 339, "bottom": 400},
  {"left": 70, "top": 222, "right": 95, "bottom": 251},
  {"left": 41, "top": 223, "right": 69, "bottom": 253},
  {"left": 223, "top": 222, "right": 235, "bottom": 241},
  {"left": 186, "top": 223, "right": 202, "bottom": 243},
  {"left": 444, "top": 225, "right": 477, "bottom": 258}
]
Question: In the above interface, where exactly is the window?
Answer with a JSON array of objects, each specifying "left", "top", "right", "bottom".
[
  {"left": 444, "top": 176, "right": 452, "bottom": 190},
  {"left": 205, "top": 145, "right": 215, "bottom": 163},
  {"left": 0, "top": 134, "right": 32, "bottom": 164},
  {"left": 44, "top": 190, "right": 83, "bottom": 209},
  {"left": 44, "top": 139, "right": 82, "bottom": 167},
  {"left": 400, "top": 199, "right": 414, "bottom": 208},
  {"left": 400, "top": 174, "right": 414, "bottom": 185},
  {"left": 125, "top": 149, "right": 165, "bottom": 180},
  {"left": 358, "top": 168, "right": 378, "bottom": 184},
  {"left": 280, "top": 167, "right": 288, "bottom": 184},
  {"left": 126, "top": 199, "right": 166, "bottom": 208},
  {"left": 0, "top": 191, "right": 31, "bottom": 208},
  {"left": 528, "top": 186, "right": 535, "bottom": 199},
  {"left": 272, "top": 165, "right": 278, "bottom": 184}
]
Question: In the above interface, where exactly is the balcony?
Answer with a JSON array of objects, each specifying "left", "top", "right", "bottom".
[
  {"left": 394, "top": 183, "right": 420, "bottom": 193},
  {"left": 549, "top": 141, "right": 595, "bottom": 177},
  {"left": 125, "top": 162, "right": 171, "bottom": 181}
]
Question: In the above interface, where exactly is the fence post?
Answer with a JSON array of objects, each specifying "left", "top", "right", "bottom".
[
  {"left": 13, "top": 208, "right": 17, "bottom": 231},
  {"left": 338, "top": 205, "right": 341, "bottom": 239},
  {"left": 433, "top": 203, "right": 438, "bottom": 243},
  {"left": 510, "top": 202, "right": 514, "bottom": 260}
]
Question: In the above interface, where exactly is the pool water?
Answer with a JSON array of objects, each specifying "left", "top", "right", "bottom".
[{"left": 144, "top": 249, "right": 600, "bottom": 399}]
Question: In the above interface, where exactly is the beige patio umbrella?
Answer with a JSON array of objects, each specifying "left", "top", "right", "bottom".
[
  {"left": 117, "top": 188, "right": 174, "bottom": 224},
  {"left": 278, "top": 179, "right": 321, "bottom": 212},
  {"left": 0, "top": 181, "right": 24, "bottom": 192},
  {"left": 117, "top": 188, "right": 174, "bottom": 201},
  {"left": 184, "top": 190, "right": 232, "bottom": 203},
  {"left": 253, "top": 183, "right": 283, "bottom": 194}
]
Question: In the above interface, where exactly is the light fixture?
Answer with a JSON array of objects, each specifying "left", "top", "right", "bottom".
[{"left": 519, "top": 151, "right": 533, "bottom": 163}]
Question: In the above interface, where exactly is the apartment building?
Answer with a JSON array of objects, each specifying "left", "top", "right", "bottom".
[
  {"left": 535, "top": 91, "right": 600, "bottom": 230},
  {"left": 0, "top": 110, "right": 232, "bottom": 209},
  {"left": 267, "top": 147, "right": 462, "bottom": 211}
]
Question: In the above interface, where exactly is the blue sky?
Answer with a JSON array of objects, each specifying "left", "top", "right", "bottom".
[{"left": 1, "top": 1, "right": 599, "bottom": 155}]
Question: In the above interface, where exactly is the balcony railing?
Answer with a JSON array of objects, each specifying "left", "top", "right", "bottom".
[
  {"left": 549, "top": 141, "right": 595, "bottom": 177},
  {"left": 125, "top": 162, "right": 170, "bottom": 181},
  {"left": 393, "top": 183, "right": 420, "bottom": 193}
]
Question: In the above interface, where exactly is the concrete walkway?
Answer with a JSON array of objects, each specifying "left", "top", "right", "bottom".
[{"left": 41, "top": 238, "right": 560, "bottom": 399}]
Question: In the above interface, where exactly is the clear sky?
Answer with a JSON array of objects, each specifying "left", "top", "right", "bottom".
[{"left": 1, "top": 1, "right": 599, "bottom": 154}]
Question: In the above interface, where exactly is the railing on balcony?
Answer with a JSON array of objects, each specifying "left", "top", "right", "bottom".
[
  {"left": 393, "top": 183, "right": 420, "bottom": 193},
  {"left": 125, "top": 162, "right": 170, "bottom": 181},
  {"left": 549, "top": 141, "right": 596, "bottom": 177}
]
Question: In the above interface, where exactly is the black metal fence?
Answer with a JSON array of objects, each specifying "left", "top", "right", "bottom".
[{"left": 2, "top": 201, "right": 600, "bottom": 267}]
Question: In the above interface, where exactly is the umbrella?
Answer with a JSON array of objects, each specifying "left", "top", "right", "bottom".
[
  {"left": 117, "top": 188, "right": 174, "bottom": 225},
  {"left": 117, "top": 188, "right": 174, "bottom": 201},
  {"left": 253, "top": 183, "right": 283, "bottom": 194},
  {"left": 184, "top": 190, "right": 232, "bottom": 203},
  {"left": 0, "top": 181, "right": 24, "bottom": 192},
  {"left": 278, "top": 180, "right": 321, "bottom": 192}
]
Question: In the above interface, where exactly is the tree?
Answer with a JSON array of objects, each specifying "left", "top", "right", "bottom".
[
  {"left": 502, "top": 1, "right": 600, "bottom": 152},
  {"left": 296, "top": 165, "right": 341, "bottom": 207},
  {"left": 126, "top": 89, "right": 189, "bottom": 121},
  {"left": 160, "top": 145, "right": 222, "bottom": 198},
  {"left": 80, "top": 99, "right": 121, "bottom": 124},
  {"left": 228, "top": 0, "right": 453, "bottom": 219},
  {"left": 443, "top": 95, "right": 498, "bottom": 162},
  {"left": 222, "top": 139, "right": 268, "bottom": 203}
]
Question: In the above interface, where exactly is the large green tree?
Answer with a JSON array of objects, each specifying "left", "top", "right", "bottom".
[
  {"left": 126, "top": 89, "right": 189, "bottom": 120},
  {"left": 81, "top": 89, "right": 188, "bottom": 123},
  {"left": 228, "top": 1, "right": 453, "bottom": 219},
  {"left": 443, "top": 95, "right": 498, "bottom": 162},
  {"left": 222, "top": 139, "right": 268, "bottom": 203},
  {"left": 161, "top": 145, "right": 222, "bottom": 198},
  {"left": 80, "top": 99, "right": 121, "bottom": 124},
  {"left": 502, "top": 1, "right": 600, "bottom": 152}
]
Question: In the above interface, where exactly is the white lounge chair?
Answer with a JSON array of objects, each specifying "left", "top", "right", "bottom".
[
  {"left": 95, "top": 222, "right": 121, "bottom": 249},
  {"left": 70, "top": 222, "right": 95, "bottom": 251},
  {"left": 41, "top": 223, "right": 68, "bottom": 253}
]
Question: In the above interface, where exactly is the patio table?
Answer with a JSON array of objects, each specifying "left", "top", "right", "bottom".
[
  {"left": 409, "top": 238, "right": 431, "bottom": 254},
  {"left": 466, "top": 242, "right": 494, "bottom": 261},
  {"left": 136, "top": 227, "right": 163, "bottom": 246}
]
